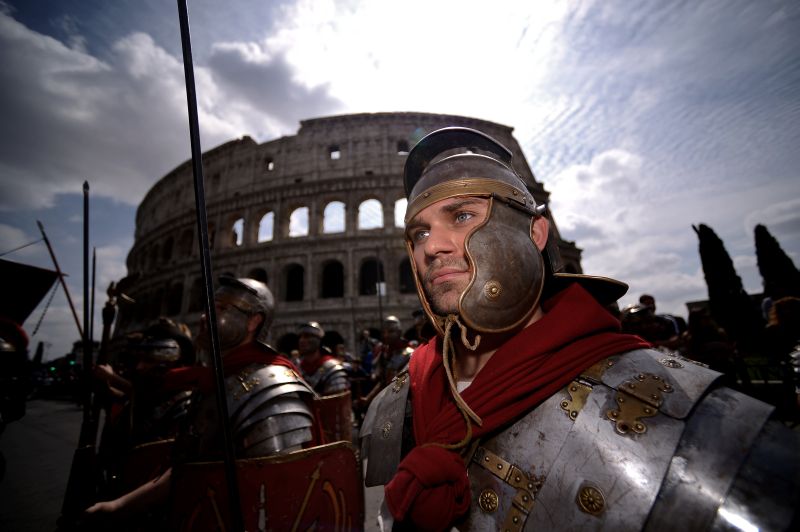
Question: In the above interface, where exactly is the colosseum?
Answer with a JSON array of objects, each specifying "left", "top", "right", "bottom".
[{"left": 117, "top": 112, "right": 584, "bottom": 353}]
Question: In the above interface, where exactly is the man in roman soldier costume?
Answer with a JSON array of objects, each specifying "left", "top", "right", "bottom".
[
  {"left": 360, "top": 127, "right": 800, "bottom": 531},
  {"left": 297, "top": 321, "right": 350, "bottom": 396},
  {"left": 373, "top": 316, "right": 414, "bottom": 387},
  {"left": 86, "top": 277, "right": 319, "bottom": 521}
]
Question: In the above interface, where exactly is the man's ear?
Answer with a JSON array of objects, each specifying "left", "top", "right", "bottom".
[
  {"left": 247, "top": 313, "right": 264, "bottom": 334},
  {"left": 530, "top": 216, "right": 550, "bottom": 251}
]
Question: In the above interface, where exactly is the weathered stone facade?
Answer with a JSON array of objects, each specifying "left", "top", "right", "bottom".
[{"left": 119, "top": 112, "right": 583, "bottom": 352}]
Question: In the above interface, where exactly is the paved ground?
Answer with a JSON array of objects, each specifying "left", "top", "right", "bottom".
[
  {"left": 0, "top": 398, "right": 81, "bottom": 531},
  {"left": 0, "top": 398, "right": 382, "bottom": 531}
]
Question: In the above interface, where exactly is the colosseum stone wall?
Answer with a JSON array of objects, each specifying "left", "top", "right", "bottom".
[{"left": 118, "top": 112, "right": 583, "bottom": 353}]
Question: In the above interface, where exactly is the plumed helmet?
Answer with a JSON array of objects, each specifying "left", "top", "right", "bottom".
[
  {"left": 403, "top": 127, "right": 627, "bottom": 335},
  {"left": 216, "top": 276, "right": 275, "bottom": 345},
  {"left": 298, "top": 321, "right": 325, "bottom": 338}
]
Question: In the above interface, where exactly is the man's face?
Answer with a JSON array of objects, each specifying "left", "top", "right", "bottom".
[
  {"left": 298, "top": 332, "right": 320, "bottom": 355},
  {"left": 406, "top": 196, "right": 490, "bottom": 315}
]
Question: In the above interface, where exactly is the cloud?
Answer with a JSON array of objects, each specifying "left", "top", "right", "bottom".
[{"left": 0, "top": 10, "right": 343, "bottom": 211}]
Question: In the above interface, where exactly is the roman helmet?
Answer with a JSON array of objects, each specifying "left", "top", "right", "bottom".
[
  {"left": 298, "top": 321, "right": 325, "bottom": 338},
  {"left": 403, "top": 127, "right": 627, "bottom": 336},
  {"left": 131, "top": 337, "right": 182, "bottom": 364},
  {"left": 213, "top": 276, "right": 275, "bottom": 348}
]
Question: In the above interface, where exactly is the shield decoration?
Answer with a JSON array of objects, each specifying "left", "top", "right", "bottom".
[
  {"left": 313, "top": 390, "right": 354, "bottom": 443},
  {"left": 170, "top": 441, "right": 364, "bottom": 531}
]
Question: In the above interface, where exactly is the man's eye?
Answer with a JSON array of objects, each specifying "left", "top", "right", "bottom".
[
  {"left": 413, "top": 229, "right": 430, "bottom": 242},
  {"left": 455, "top": 212, "right": 474, "bottom": 223}
]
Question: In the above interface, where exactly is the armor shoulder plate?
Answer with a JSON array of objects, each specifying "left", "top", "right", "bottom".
[
  {"left": 315, "top": 358, "right": 350, "bottom": 395},
  {"left": 598, "top": 348, "right": 722, "bottom": 419},
  {"left": 361, "top": 369, "right": 410, "bottom": 486},
  {"left": 226, "top": 363, "right": 315, "bottom": 456}
]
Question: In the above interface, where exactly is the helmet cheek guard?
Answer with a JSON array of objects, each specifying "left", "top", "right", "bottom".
[{"left": 460, "top": 198, "right": 544, "bottom": 333}]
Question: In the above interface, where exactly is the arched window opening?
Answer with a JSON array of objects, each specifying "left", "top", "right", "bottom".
[
  {"left": 231, "top": 218, "right": 244, "bottom": 247},
  {"left": 188, "top": 278, "right": 204, "bottom": 312},
  {"left": 323, "top": 201, "right": 345, "bottom": 234},
  {"left": 258, "top": 212, "right": 274, "bottom": 243},
  {"left": 397, "top": 140, "right": 409, "bottom": 155},
  {"left": 166, "top": 283, "right": 183, "bottom": 316},
  {"left": 394, "top": 198, "right": 407, "bottom": 228},
  {"left": 162, "top": 237, "right": 174, "bottom": 263},
  {"left": 285, "top": 264, "right": 305, "bottom": 301},
  {"left": 399, "top": 258, "right": 416, "bottom": 294},
  {"left": 289, "top": 207, "right": 309, "bottom": 237},
  {"left": 178, "top": 229, "right": 193, "bottom": 257},
  {"left": 248, "top": 268, "right": 268, "bottom": 284},
  {"left": 149, "top": 244, "right": 160, "bottom": 270},
  {"left": 321, "top": 261, "right": 345, "bottom": 298},
  {"left": 265, "top": 157, "right": 275, "bottom": 172},
  {"left": 329, "top": 145, "right": 341, "bottom": 160},
  {"left": 360, "top": 259, "right": 385, "bottom": 296},
  {"left": 358, "top": 199, "right": 383, "bottom": 230}
]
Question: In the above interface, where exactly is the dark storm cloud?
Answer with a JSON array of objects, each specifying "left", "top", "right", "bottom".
[{"left": 206, "top": 42, "right": 343, "bottom": 130}]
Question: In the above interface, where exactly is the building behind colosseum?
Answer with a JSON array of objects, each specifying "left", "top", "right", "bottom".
[{"left": 117, "top": 112, "right": 584, "bottom": 354}]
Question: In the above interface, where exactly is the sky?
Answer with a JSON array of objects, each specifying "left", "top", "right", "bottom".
[{"left": 0, "top": 0, "right": 798, "bottom": 361}]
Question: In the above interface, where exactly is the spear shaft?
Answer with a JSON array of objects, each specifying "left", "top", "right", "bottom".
[{"left": 176, "top": 2, "right": 244, "bottom": 530}]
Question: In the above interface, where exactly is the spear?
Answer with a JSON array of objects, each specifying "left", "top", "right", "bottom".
[{"left": 176, "top": 2, "right": 244, "bottom": 530}]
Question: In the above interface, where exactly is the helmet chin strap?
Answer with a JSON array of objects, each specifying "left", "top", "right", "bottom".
[{"left": 441, "top": 314, "right": 483, "bottom": 429}]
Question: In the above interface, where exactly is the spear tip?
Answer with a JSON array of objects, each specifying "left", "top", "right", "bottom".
[{"left": 83, "top": 181, "right": 89, "bottom": 192}]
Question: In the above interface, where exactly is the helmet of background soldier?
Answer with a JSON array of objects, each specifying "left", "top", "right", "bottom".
[
  {"left": 403, "top": 127, "right": 627, "bottom": 335},
  {"left": 144, "top": 317, "right": 195, "bottom": 365},
  {"left": 213, "top": 276, "right": 275, "bottom": 349},
  {"left": 298, "top": 321, "right": 325, "bottom": 338},
  {"left": 131, "top": 337, "right": 182, "bottom": 366},
  {"left": 383, "top": 315, "right": 402, "bottom": 331}
]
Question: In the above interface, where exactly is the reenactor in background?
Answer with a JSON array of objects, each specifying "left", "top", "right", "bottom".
[
  {"left": 297, "top": 321, "right": 350, "bottom": 395},
  {"left": 372, "top": 315, "right": 413, "bottom": 387},
  {"left": 86, "top": 277, "right": 318, "bottom": 524}
]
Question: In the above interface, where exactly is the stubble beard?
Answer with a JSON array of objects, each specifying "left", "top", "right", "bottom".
[{"left": 422, "top": 257, "right": 470, "bottom": 316}]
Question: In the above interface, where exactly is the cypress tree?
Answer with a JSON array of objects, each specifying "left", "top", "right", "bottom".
[
  {"left": 754, "top": 224, "right": 800, "bottom": 300},
  {"left": 693, "top": 224, "right": 763, "bottom": 350}
]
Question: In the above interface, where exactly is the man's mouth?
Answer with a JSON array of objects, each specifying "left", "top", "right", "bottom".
[{"left": 429, "top": 267, "right": 469, "bottom": 285}]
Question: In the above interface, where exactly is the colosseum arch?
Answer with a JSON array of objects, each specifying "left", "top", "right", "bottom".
[
  {"left": 162, "top": 236, "right": 174, "bottom": 263},
  {"left": 257, "top": 211, "right": 274, "bottom": 243},
  {"left": 284, "top": 263, "right": 305, "bottom": 301},
  {"left": 188, "top": 277, "right": 204, "bottom": 312},
  {"left": 178, "top": 228, "right": 193, "bottom": 257},
  {"left": 230, "top": 217, "right": 245, "bottom": 247},
  {"left": 288, "top": 206, "right": 310, "bottom": 238},
  {"left": 359, "top": 258, "right": 385, "bottom": 296},
  {"left": 149, "top": 243, "right": 160, "bottom": 271},
  {"left": 398, "top": 258, "right": 416, "bottom": 294},
  {"left": 165, "top": 281, "right": 184, "bottom": 316},
  {"left": 320, "top": 260, "right": 345, "bottom": 298},
  {"left": 394, "top": 198, "right": 407, "bottom": 228},
  {"left": 322, "top": 201, "right": 346, "bottom": 234},
  {"left": 358, "top": 199, "right": 383, "bottom": 230}
]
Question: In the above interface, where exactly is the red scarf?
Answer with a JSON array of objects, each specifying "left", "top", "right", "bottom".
[
  {"left": 163, "top": 342, "right": 299, "bottom": 393},
  {"left": 300, "top": 352, "right": 336, "bottom": 378},
  {"left": 385, "top": 284, "right": 650, "bottom": 531}
]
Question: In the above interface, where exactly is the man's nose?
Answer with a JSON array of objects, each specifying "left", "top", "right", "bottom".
[{"left": 423, "top": 227, "right": 457, "bottom": 257}]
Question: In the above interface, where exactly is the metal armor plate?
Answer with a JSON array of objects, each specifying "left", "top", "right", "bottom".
[
  {"left": 170, "top": 441, "right": 364, "bottom": 532},
  {"left": 361, "top": 369, "right": 410, "bottom": 487}
]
